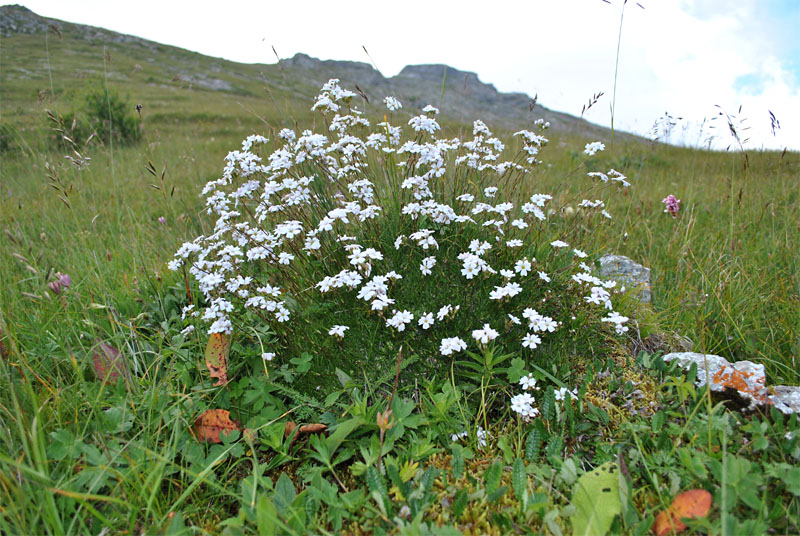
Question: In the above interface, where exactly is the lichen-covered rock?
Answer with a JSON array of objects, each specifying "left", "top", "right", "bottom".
[
  {"left": 768, "top": 386, "right": 800, "bottom": 415},
  {"left": 599, "top": 255, "right": 651, "bottom": 303},
  {"left": 663, "top": 352, "right": 768, "bottom": 409}
]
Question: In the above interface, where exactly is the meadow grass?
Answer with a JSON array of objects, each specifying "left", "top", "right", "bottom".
[{"left": 1, "top": 27, "right": 799, "bottom": 535}]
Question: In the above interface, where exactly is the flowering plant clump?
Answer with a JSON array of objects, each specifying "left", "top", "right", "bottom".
[{"left": 171, "top": 79, "right": 632, "bottom": 395}]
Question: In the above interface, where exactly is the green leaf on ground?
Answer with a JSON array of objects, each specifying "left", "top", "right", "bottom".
[{"left": 571, "top": 461, "right": 622, "bottom": 536}]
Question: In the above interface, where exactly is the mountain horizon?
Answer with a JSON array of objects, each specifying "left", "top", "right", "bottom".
[{"left": 1, "top": 3, "right": 631, "bottom": 141}]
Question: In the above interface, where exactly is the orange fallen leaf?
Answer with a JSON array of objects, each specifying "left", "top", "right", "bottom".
[
  {"left": 284, "top": 421, "right": 328, "bottom": 444},
  {"left": 193, "top": 409, "right": 240, "bottom": 443},
  {"left": 204, "top": 332, "right": 230, "bottom": 386},
  {"left": 92, "top": 339, "right": 129, "bottom": 383},
  {"left": 653, "top": 489, "right": 712, "bottom": 536}
]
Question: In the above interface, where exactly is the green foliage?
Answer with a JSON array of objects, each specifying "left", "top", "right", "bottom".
[
  {"left": 53, "top": 85, "right": 141, "bottom": 148},
  {"left": 1, "top": 22, "right": 800, "bottom": 535},
  {"left": 0, "top": 122, "right": 20, "bottom": 153},
  {"left": 570, "top": 462, "right": 622, "bottom": 536}
]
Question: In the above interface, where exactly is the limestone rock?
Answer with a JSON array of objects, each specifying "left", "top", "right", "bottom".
[
  {"left": 663, "top": 352, "right": 768, "bottom": 409},
  {"left": 599, "top": 255, "right": 651, "bottom": 303},
  {"left": 768, "top": 386, "right": 800, "bottom": 415}
]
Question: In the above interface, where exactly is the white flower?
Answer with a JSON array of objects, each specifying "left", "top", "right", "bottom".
[
  {"left": 384, "top": 96, "right": 402, "bottom": 111},
  {"left": 510, "top": 393, "right": 540, "bottom": 421},
  {"left": 538, "top": 271, "right": 551, "bottom": 283},
  {"left": 511, "top": 392, "right": 535, "bottom": 414},
  {"left": 511, "top": 219, "right": 528, "bottom": 229},
  {"left": 602, "top": 311, "right": 629, "bottom": 334},
  {"left": 451, "top": 430, "right": 468, "bottom": 442},
  {"left": 471, "top": 323, "right": 499, "bottom": 345},
  {"left": 500, "top": 269, "right": 515, "bottom": 279},
  {"left": 550, "top": 240, "right": 569, "bottom": 248},
  {"left": 275, "top": 307, "right": 290, "bottom": 322},
  {"left": 437, "top": 304, "right": 457, "bottom": 321},
  {"left": 262, "top": 352, "right": 275, "bottom": 361},
  {"left": 573, "top": 248, "right": 588, "bottom": 258},
  {"left": 489, "top": 282, "right": 523, "bottom": 301},
  {"left": 506, "top": 239, "right": 523, "bottom": 248},
  {"left": 440, "top": 336, "right": 467, "bottom": 356},
  {"left": 387, "top": 310, "right": 414, "bottom": 332},
  {"left": 519, "top": 374, "right": 539, "bottom": 391},
  {"left": 420, "top": 256, "right": 437, "bottom": 276},
  {"left": 508, "top": 314, "right": 521, "bottom": 325},
  {"left": 329, "top": 325, "right": 349, "bottom": 338},
  {"left": 476, "top": 426, "right": 488, "bottom": 448},
  {"left": 418, "top": 312, "right": 434, "bottom": 330},
  {"left": 278, "top": 252, "right": 295, "bottom": 265},
  {"left": 584, "top": 141, "right": 605, "bottom": 156},
  {"left": 555, "top": 387, "right": 578, "bottom": 402},
  {"left": 515, "top": 258, "right": 532, "bottom": 276},
  {"left": 522, "top": 333, "right": 541, "bottom": 349},
  {"left": 408, "top": 114, "right": 440, "bottom": 134},
  {"left": 456, "top": 193, "right": 474, "bottom": 203},
  {"left": 484, "top": 186, "right": 498, "bottom": 198},
  {"left": 180, "top": 325, "right": 195, "bottom": 336}
]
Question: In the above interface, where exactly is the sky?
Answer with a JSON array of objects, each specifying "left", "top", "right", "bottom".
[{"left": 6, "top": 0, "right": 799, "bottom": 150}]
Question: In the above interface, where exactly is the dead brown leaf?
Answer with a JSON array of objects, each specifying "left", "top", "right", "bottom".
[
  {"left": 284, "top": 421, "right": 328, "bottom": 444},
  {"left": 193, "top": 409, "right": 240, "bottom": 443},
  {"left": 92, "top": 339, "right": 129, "bottom": 383},
  {"left": 653, "top": 489, "right": 712, "bottom": 536},
  {"left": 204, "top": 332, "right": 230, "bottom": 386}
]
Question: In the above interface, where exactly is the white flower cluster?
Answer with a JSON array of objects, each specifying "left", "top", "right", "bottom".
[
  {"left": 171, "top": 78, "right": 630, "bottom": 357},
  {"left": 510, "top": 373, "right": 577, "bottom": 421},
  {"left": 584, "top": 141, "right": 605, "bottom": 156}
]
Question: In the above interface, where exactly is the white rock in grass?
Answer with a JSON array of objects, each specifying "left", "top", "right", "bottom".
[
  {"left": 664, "top": 352, "right": 800, "bottom": 415},
  {"left": 599, "top": 255, "right": 651, "bottom": 303},
  {"left": 663, "top": 352, "right": 772, "bottom": 410},
  {"left": 768, "top": 386, "right": 800, "bottom": 415}
]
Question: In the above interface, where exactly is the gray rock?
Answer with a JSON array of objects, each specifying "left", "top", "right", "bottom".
[
  {"left": 599, "top": 255, "right": 651, "bottom": 303},
  {"left": 660, "top": 352, "right": 800, "bottom": 414},
  {"left": 768, "top": 386, "right": 800, "bottom": 415}
]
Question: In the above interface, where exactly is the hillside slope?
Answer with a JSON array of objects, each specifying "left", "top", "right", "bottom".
[{"left": 1, "top": 4, "right": 623, "bottom": 140}]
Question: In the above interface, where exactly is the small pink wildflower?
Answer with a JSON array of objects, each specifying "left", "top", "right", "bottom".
[
  {"left": 48, "top": 272, "right": 71, "bottom": 295},
  {"left": 662, "top": 195, "right": 681, "bottom": 218}
]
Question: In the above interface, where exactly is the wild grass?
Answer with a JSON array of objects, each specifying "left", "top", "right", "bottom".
[{"left": 1, "top": 22, "right": 799, "bottom": 535}]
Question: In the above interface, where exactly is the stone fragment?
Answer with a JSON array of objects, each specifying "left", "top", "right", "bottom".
[
  {"left": 767, "top": 386, "right": 800, "bottom": 415},
  {"left": 599, "top": 255, "right": 651, "bottom": 303},
  {"left": 662, "top": 352, "right": 768, "bottom": 409}
]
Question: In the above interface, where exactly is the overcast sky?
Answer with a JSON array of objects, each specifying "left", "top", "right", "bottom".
[{"left": 7, "top": 0, "right": 799, "bottom": 150}]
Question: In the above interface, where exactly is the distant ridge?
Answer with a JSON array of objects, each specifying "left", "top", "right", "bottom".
[{"left": 0, "top": 4, "right": 625, "bottom": 139}]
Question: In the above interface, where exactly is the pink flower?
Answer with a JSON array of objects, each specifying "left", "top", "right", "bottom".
[
  {"left": 662, "top": 195, "right": 681, "bottom": 218},
  {"left": 58, "top": 273, "right": 71, "bottom": 288},
  {"left": 158, "top": 216, "right": 166, "bottom": 224},
  {"left": 49, "top": 272, "right": 71, "bottom": 295}
]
